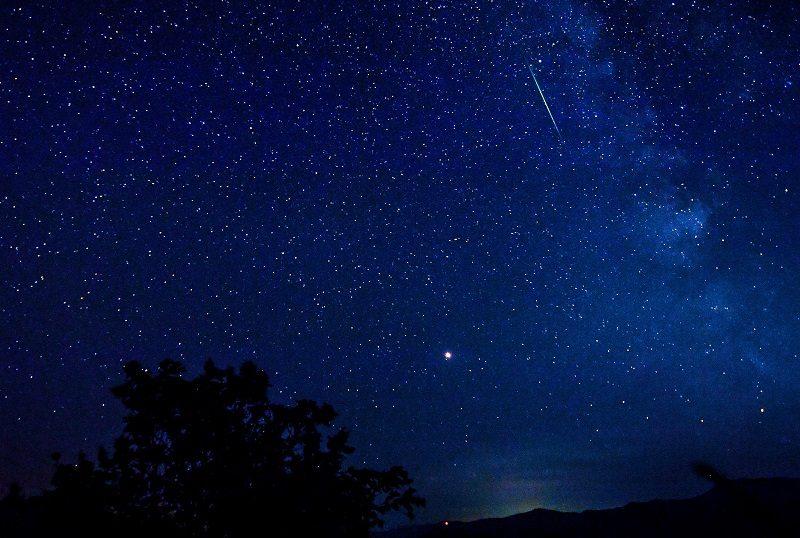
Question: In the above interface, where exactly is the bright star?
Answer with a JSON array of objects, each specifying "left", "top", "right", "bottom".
[{"left": 444, "top": 351, "right": 452, "bottom": 360}]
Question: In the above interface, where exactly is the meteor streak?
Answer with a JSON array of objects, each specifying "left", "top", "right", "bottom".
[{"left": 526, "top": 63, "right": 563, "bottom": 143}]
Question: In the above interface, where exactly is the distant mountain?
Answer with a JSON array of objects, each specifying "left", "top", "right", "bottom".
[{"left": 377, "top": 478, "right": 800, "bottom": 538}]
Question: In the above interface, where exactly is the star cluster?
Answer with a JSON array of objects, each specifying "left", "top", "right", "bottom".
[{"left": 1, "top": 0, "right": 799, "bottom": 523}]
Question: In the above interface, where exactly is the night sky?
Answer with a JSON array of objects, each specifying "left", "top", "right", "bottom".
[{"left": 2, "top": 0, "right": 800, "bottom": 525}]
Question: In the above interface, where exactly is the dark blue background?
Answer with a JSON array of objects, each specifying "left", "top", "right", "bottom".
[{"left": 2, "top": 0, "right": 799, "bottom": 524}]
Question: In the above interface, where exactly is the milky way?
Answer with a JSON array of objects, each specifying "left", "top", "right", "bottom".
[{"left": 1, "top": 1, "right": 799, "bottom": 524}]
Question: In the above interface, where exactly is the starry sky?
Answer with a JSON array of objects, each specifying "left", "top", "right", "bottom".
[{"left": 2, "top": 0, "right": 800, "bottom": 525}]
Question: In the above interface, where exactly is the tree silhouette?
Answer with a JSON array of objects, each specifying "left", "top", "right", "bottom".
[{"left": 2, "top": 359, "right": 423, "bottom": 537}]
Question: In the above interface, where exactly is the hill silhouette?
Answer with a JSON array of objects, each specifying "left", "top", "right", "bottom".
[{"left": 379, "top": 477, "right": 800, "bottom": 538}]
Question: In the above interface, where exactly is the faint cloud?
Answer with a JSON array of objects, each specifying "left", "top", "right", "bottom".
[{"left": 628, "top": 198, "right": 711, "bottom": 267}]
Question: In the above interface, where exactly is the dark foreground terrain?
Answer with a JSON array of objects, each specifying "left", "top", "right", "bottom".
[{"left": 379, "top": 478, "right": 800, "bottom": 538}]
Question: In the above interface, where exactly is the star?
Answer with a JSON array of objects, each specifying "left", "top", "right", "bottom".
[{"left": 1, "top": 0, "right": 798, "bottom": 526}]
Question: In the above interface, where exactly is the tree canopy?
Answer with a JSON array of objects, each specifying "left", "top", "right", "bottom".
[{"left": 0, "top": 359, "right": 423, "bottom": 537}]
